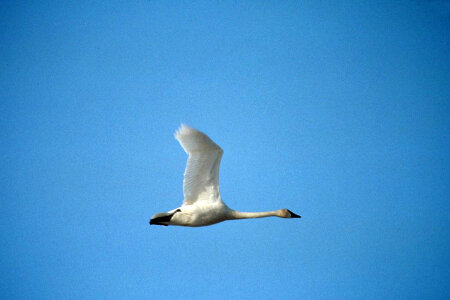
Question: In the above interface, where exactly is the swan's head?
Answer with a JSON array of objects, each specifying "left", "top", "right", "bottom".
[{"left": 280, "top": 209, "right": 301, "bottom": 218}]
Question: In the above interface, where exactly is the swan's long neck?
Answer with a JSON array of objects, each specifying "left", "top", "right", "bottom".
[{"left": 229, "top": 210, "right": 281, "bottom": 220}]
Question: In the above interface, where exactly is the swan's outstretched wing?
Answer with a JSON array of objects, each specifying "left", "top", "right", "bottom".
[{"left": 175, "top": 124, "right": 223, "bottom": 206}]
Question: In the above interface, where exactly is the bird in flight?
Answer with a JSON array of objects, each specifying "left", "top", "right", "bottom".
[{"left": 149, "top": 124, "right": 301, "bottom": 227}]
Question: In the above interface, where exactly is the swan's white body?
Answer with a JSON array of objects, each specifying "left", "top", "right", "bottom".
[{"left": 149, "top": 125, "right": 301, "bottom": 227}]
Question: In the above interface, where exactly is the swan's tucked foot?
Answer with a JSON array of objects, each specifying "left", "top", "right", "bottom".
[
  {"left": 287, "top": 209, "right": 301, "bottom": 218},
  {"left": 149, "top": 209, "right": 181, "bottom": 226}
]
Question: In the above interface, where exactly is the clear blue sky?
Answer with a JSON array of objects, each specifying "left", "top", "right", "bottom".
[{"left": 1, "top": 1, "right": 449, "bottom": 299}]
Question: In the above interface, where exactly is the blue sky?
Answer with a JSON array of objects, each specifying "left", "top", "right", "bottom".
[{"left": 1, "top": 1, "right": 449, "bottom": 299}]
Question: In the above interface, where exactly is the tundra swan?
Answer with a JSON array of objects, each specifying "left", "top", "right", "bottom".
[{"left": 149, "top": 124, "right": 301, "bottom": 227}]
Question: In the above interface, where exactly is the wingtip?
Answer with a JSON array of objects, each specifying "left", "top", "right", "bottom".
[
  {"left": 174, "top": 123, "right": 194, "bottom": 139},
  {"left": 174, "top": 123, "right": 187, "bottom": 138},
  {"left": 173, "top": 124, "right": 222, "bottom": 154}
]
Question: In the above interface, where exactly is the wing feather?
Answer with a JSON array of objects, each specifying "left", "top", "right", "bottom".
[{"left": 174, "top": 124, "right": 223, "bottom": 206}]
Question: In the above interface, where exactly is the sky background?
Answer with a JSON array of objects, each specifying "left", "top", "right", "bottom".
[{"left": 1, "top": 1, "right": 449, "bottom": 299}]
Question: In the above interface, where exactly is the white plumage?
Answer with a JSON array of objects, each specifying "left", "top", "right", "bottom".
[
  {"left": 175, "top": 125, "right": 223, "bottom": 206},
  {"left": 149, "top": 124, "right": 301, "bottom": 227}
]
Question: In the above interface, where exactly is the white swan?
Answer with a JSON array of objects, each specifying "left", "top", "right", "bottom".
[{"left": 149, "top": 124, "right": 301, "bottom": 227}]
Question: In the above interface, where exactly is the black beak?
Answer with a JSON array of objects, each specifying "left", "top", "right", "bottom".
[{"left": 288, "top": 210, "right": 301, "bottom": 218}]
